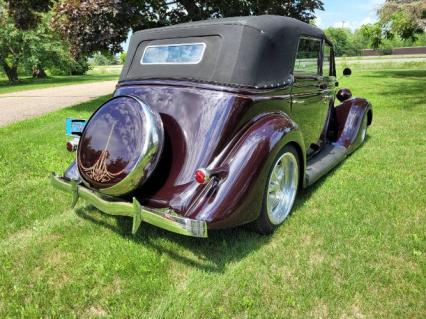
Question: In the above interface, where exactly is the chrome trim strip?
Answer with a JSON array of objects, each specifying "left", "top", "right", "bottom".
[{"left": 51, "top": 173, "right": 208, "bottom": 238}]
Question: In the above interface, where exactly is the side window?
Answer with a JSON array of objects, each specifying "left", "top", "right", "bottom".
[
  {"left": 294, "top": 37, "right": 321, "bottom": 75},
  {"left": 323, "top": 43, "right": 331, "bottom": 77}
]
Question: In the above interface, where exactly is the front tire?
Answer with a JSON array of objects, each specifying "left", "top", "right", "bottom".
[
  {"left": 360, "top": 114, "right": 368, "bottom": 143},
  {"left": 253, "top": 145, "right": 300, "bottom": 235}
]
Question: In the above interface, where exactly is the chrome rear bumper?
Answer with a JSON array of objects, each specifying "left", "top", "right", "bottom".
[{"left": 50, "top": 173, "right": 207, "bottom": 238}]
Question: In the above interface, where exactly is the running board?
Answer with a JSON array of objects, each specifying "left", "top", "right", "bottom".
[{"left": 305, "top": 144, "right": 347, "bottom": 186}]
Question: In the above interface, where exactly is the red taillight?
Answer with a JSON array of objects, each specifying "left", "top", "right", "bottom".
[
  {"left": 194, "top": 169, "right": 210, "bottom": 184},
  {"left": 66, "top": 138, "right": 79, "bottom": 152}
]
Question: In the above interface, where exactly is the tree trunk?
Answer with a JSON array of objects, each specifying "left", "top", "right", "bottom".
[
  {"left": 32, "top": 66, "right": 48, "bottom": 78},
  {"left": 2, "top": 62, "right": 18, "bottom": 82}
]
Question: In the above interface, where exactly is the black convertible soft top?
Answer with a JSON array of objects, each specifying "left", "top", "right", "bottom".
[{"left": 119, "top": 15, "right": 327, "bottom": 88}]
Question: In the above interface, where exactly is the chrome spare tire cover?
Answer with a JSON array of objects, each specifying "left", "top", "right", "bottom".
[{"left": 77, "top": 95, "right": 164, "bottom": 196}]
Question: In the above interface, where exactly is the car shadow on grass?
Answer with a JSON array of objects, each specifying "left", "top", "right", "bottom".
[
  {"left": 361, "top": 69, "right": 426, "bottom": 79},
  {"left": 74, "top": 135, "right": 372, "bottom": 273},
  {"left": 75, "top": 207, "right": 271, "bottom": 273},
  {"left": 295, "top": 134, "right": 372, "bottom": 206},
  {"left": 361, "top": 70, "right": 426, "bottom": 110}
]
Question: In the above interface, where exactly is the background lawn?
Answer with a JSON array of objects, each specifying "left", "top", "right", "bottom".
[
  {"left": 0, "top": 66, "right": 121, "bottom": 95},
  {"left": 0, "top": 64, "right": 425, "bottom": 318}
]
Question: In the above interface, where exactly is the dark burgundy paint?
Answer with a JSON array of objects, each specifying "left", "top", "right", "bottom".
[
  {"left": 336, "top": 88, "right": 352, "bottom": 102},
  {"left": 114, "top": 83, "right": 303, "bottom": 227},
  {"left": 183, "top": 113, "right": 303, "bottom": 228},
  {"left": 106, "top": 80, "right": 371, "bottom": 228},
  {"left": 334, "top": 97, "right": 372, "bottom": 150}
]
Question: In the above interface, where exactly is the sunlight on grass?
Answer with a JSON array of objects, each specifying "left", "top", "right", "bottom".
[
  {"left": 0, "top": 68, "right": 120, "bottom": 95},
  {"left": 0, "top": 67, "right": 425, "bottom": 318},
  {"left": 336, "top": 58, "right": 426, "bottom": 71}
]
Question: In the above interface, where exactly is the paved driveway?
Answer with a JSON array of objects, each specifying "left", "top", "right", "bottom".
[{"left": 0, "top": 81, "right": 117, "bottom": 127}]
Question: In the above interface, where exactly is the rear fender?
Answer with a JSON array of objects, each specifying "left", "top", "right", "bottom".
[
  {"left": 182, "top": 112, "right": 305, "bottom": 228},
  {"left": 334, "top": 97, "right": 372, "bottom": 152}
]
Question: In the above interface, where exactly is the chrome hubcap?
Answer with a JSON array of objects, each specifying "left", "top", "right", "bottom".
[{"left": 267, "top": 152, "right": 299, "bottom": 225}]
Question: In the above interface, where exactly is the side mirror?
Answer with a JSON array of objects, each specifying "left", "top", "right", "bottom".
[{"left": 343, "top": 67, "right": 352, "bottom": 77}]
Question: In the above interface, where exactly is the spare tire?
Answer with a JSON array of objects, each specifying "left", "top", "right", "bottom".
[{"left": 77, "top": 95, "right": 164, "bottom": 196}]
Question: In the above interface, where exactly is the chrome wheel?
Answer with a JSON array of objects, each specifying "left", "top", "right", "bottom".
[{"left": 266, "top": 152, "right": 299, "bottom": 225}]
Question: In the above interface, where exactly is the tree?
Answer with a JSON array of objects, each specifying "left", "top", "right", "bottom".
[
  {"left": 22, "top": 17, "right": 81, "bottom": 77},
  {"left": 5, "top": 0, "right": 52, "bottom": 30},
  {"left": 52, "top": 0, "right": 129, "bottom": 59},
  {"left": 351, "top": 27, "right": 371, "bottom": 52},
  {"left": 359, "top": 23, "right": 385, "bottom": 49},
  {"left": 378, "top": 0, "right": 425, "bottom": 41},
  {"left": 0, "top": 1, "right": 30, "bottom": 82},
  {"left": 52, "top": 0, "right": 324, "bottom": 67},
  {"left": 119, "top": 51, "right": 126, "bottom": 65},
  {"left": 324, "top": 27, "right": 363, "bottom": 56},
  {"left": 2, "top": 0, "right": 55, "bottom": 78},
  {"left": 0, "top": 2, "right": 79, "bottom": 81},
  {"left": 90, "top": 52, "right": 119, "bottom": 66}
]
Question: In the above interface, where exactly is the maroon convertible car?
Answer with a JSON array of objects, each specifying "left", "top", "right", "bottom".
[{"left": 52, "top": 16, "right": 372, "bottom": 238}]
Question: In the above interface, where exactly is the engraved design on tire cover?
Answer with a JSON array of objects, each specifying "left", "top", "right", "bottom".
[{"left": 79, "top": 123, "right": 125, "bottom": 183}]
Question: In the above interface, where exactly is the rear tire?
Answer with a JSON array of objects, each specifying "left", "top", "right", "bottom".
[{"left": 253, "top": 145, "right": 300, "bottom": 235}]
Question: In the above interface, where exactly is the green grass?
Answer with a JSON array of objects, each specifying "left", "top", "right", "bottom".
[
  {"left": 342, "top": 54, "right": 426, "bottom": 59},
  {"left": 0, "top": 65, "right": 121, "bottom": 95},
  {"left": 0, "top": 66, "right": 425, "bottom": 318},
  {"left": 336, "top": 56, "right": 426, "bottom": 71}
]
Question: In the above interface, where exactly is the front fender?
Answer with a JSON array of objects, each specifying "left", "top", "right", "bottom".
[
  {"left": 334, "top": 97, "right": 372, "bottom": 152},
  {"left": 181, "top": 112, "right": 305, "bottom": 229}
]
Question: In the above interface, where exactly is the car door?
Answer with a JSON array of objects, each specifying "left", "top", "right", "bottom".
[
  {"left": 291, "top": 37, "right": 330, "bottom": 156},
  {"left": 319, "top": 41, "right": 337, "bottom": 142}
]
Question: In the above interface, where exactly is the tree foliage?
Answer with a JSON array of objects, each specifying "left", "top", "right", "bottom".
[
  {"left": 119, "top": 51, "right": 127, "bottom": 64},
  {"left": 52, "top": 0, "right": 129, "bottom": 58},
  {"left": 2, "top": 1, "right": 58, "bottom": 78},
  {"left": 0, "top": 14, "right": 22, "bottom": 81},
  {"left": 378, "top": 0, "right": 425, "bottom": 41},
  {"left": 90, "top": 52, "right": 119, "bottom": 66},
  {"left": 324, "top": 26, "right": 378, "bottom": 56},
  {"left": 324, "top": 28, "right": 358, "bottom": 56},
  {"left": 5, "top": 0, "right": 52, "bottom": 30},
  {"left": 359, "top": 23, "right": 385, "bottom": 49},
  {"left": 52, "top": 0, "right": 324, "bottom": 59},
  {"left": 338, "top": 0, "right": 426, "bottom": 51},
  {"left": 0, "top": 1, "right": 82, "bottom": 81},
  {"left": 324, "top": 22, "right": 426, "bottom": 55}
]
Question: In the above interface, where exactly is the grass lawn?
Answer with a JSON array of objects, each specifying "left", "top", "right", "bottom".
[
  {"left": 0, "top": 66, "right": 425, "bottom": 318},
  {"left": 336, "top": 57, "right": 426, "bottom": 71},
  {"left": 0, "top": 66, "right": 121, "bottom": 95}
]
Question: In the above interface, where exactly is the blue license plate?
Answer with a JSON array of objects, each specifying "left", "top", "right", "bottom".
[{"left": 66, "top": 118, "right": 87, "bottom": 137}]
